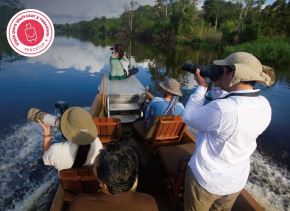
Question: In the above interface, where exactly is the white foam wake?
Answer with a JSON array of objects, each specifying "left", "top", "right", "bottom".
[
  {"left": 247, "top": 151, "right": 290, "bottom": 211},
  {"left": 7, "top": 172, "right": 57, "bottom": 211},
  {"left": 0, "top": 122, "right": 57, "bottom": 210}
]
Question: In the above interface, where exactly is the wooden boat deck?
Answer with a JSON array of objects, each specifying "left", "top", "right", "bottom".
[
  {"left": 50, "top": 127, "right": 264, "bottom": 211},
  {"left": 50, "top": 84, "right": 264, "bottom": 210}
]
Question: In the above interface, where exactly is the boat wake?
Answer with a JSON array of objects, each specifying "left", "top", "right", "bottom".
[
  {"left": 0, "top": 122, "right": 57, "bottom": 211},
  {"left": 247, "top": 151, "right": 290, "bottom": 211}
]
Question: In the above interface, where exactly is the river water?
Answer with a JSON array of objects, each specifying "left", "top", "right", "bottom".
[{"left": 0, "top": 37, "right": 289, "bottom": 210}]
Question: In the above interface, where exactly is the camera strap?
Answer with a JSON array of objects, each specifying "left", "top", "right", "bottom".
[{"left": 205, "top": 89, "right": 261, "bottom": 101}]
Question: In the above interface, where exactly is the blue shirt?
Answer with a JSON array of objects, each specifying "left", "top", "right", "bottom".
[{"left": 144, "top": 97, "right": 184, "bottom": 128}]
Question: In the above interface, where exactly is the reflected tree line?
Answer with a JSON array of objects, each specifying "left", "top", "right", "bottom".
[{"left": 53, "top": 0, "right": 290, "bottom": 62}]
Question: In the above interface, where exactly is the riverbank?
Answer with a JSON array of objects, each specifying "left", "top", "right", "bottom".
[{"left": 223, "top": 37, "right": 290, "bottom": 63}]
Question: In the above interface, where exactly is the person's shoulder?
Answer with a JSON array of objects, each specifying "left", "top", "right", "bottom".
[
  {"left": 131, "top": 192, "right": 158, "bottom": 210},
  {"left": 70, "top": 194, "right": 93, "bottom": 211},
  {"left": 74, "top": 193, "right": 92, "bottom": 201},
  {"left": 152, "top": 97, "right": 164, "bottom": 101},
  {"left": 45, "top": 141, "right": 67, "bottom": 152},
  {"left": 152, "top": 97, "right": 166, "bottom": 104},
  {"left": 258, "top": 95, "right": 270, "bottom": 104},
  {"left": 53, "top": 141, "right": 77, "bottom": 150},
  {"left": 131, "top": 192, "right": 157, "bottom": 204},
  {"left": 209, "top": 94, "right": 237, "bottom": 108}
]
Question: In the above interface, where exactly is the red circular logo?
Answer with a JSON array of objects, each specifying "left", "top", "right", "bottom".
[
  {"left": 17, "top": 20, "right": 44, "bottom": 46},
  {"left": 6, "top": 9, "right": 54, "bottom": 57}
]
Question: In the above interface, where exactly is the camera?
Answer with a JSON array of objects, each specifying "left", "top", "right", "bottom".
[
  {"left": 27, "top": 108, "right": 60, "bottom": 127},
  {"left": 27, "top": 101, "right": 68, "bottom": 128},
  {"left": 181, "top": 62, "right": 224, "bottom": 81}
]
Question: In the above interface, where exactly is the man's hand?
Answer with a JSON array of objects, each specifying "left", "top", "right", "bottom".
[{"left": 195, "top": 68, "right": 208, "bottom": 87}]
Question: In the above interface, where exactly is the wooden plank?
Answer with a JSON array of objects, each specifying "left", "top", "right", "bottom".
[
  {"left": 167, "top": 122, "right": 176, "bottom": 138},
  {"left": 233, "top": 189, "right": 265, "bottom": 211},
  {"left": 50, "top": 184, "right": 64, "bottom": 211}
]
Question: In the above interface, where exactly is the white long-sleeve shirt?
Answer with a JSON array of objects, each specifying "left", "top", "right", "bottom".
[
  {"left": 43, "top": 138, "right": 103, "bottom": 171},
  {"left": 183, "top": 86, "right": 271, "bottom": 195}
]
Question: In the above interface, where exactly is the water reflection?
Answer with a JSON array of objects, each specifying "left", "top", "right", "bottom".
[{"left": 28, "top": 37, "right": 110, "bottom": 73}]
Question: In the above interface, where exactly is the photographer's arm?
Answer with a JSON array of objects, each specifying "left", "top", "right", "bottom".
[
  {"left": 38, "top": 120, "right": 51, "bottom": 151},
  {"left": 183, "top": 69, "right": 222, "bottom": 132},
  {"left": 183, "top": 97, "right": 222, "bottom": 132}
]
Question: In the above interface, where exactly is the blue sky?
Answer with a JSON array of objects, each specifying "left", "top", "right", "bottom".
[{"left": 3, "top": 0, "right": 279, "bottom": 24}]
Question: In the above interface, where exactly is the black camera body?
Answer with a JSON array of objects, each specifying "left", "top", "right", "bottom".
[{"left": 181, "top": 62, "right": 223, "bottom": 81}]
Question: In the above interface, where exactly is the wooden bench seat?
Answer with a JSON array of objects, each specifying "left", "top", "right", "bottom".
[
  {"left": 93, "top": 117, "right": 121, "bottom": 144},
  {"left": 59, "top": 167, "right": 99, "bottom": 203}
]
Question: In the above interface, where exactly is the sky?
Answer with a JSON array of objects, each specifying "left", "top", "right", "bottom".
[
  {"left": 2, "top": 0, "right": 277, "bottom": 24},
  {"left": 18, "top": 0, "right": 156, "bottom": 23}
]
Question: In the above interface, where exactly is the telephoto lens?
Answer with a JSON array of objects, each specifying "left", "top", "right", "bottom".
[
  {"left": 181, "top": 62, "right": 224, "bottom": 81},
  {"left": 27, "top": 108, "right": 60, "bottom": 128},
  {"left": 181, "top": 63, "right": 200, "bottom": 75}
]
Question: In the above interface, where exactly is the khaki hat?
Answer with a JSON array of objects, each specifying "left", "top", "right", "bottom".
[
  {"left": 61, "top": 107, "right": 98, "bottom": 145},
  {"left": 159, "top": 77, "right": 182, "bottom": 96},
  {"left": 213, "top": 52, "right": 275, "bottom": 86}
]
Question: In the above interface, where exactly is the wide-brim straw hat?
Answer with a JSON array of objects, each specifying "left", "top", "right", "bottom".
[
  {"left": 159, "top": 77, "right": 182, "bottom": 97},
  {"left": 213, "top": 52, "right": 275, "bottom": 87},
  {"left": 61, "top": 107, "right": 98, "bottom": 145}
]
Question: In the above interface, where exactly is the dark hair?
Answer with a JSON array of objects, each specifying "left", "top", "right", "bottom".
[
  {"left": 114, "top": 44, "right": 124, "bottom": 58},
  {"left": 96, "top": 142, "right": 139, "bottom": 195},
  {"left": 241, "top": 81, "right": 256, "bottom": 86}
]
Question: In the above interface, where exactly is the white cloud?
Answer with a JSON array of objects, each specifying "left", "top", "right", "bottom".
[{"left": 28, "top": 37, "right": 110, "bottom": 73}]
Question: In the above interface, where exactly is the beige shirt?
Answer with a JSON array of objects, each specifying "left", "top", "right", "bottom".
[{"left": 42, "top": 138, "right": 103, "bottom": 171}]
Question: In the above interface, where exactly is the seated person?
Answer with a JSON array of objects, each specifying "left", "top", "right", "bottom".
[
  {"left": 70, "top": 142, "right": 159, "bottom": 211},
  {"left": 133, "top": 77, "right": 184, "bottom": 140},
  {"left": 38, "top": 107, "right": 103, "bottom": 171},
  {"left": 109, "top": 44, "right": 138, "bottom": 80},
  {"left": 144, "top": 77, "right": 184, "bottom": 128}
]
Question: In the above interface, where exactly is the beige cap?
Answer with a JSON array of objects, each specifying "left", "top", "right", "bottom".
[
  {"left": 213, "top": 52, "right": 275, "bottom": 86},
  {"left": 159, "top": 77, "right": 182, "bottom": 96},
  {"left": 61, "top": 107, "right": 97, "bottom": 145}
]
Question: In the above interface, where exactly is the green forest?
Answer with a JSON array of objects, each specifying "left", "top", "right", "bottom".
[
  {"left": 1, "top": 0, "right": 290, "bottom": 62},
  {"left": 55, "top": 0, "right": 290, "bottom": 63}
]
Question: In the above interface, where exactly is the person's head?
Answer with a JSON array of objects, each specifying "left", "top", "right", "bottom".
[
  {"left": 60, "top": 107, "right": 97, "bottom": 145},
  {"left": 159, "top": 77, "right": 182, "bottom": 98},
  {"left": 213, "top": 52, "right": 275, "bottom": 91},
  {"left": 93, "top": 141, "right": 139, "bottom": 195},
  {"left": 110, "top": 44, "right": 124, "bottom": 58}
]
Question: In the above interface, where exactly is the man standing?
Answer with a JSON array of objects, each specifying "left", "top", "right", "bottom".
[{"left": 182, "top": 52, "right": 275, "bottom": 211}]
